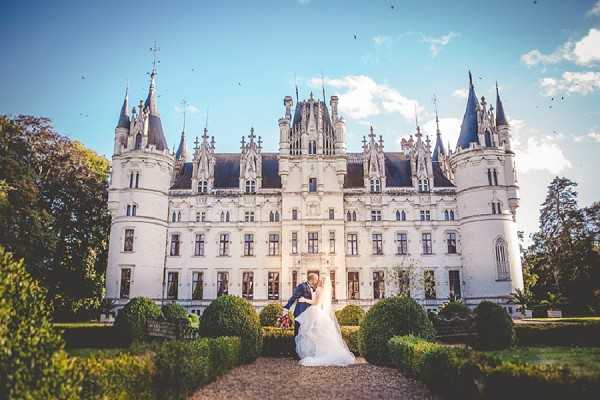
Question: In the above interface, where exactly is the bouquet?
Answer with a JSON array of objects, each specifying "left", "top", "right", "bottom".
[{"left": 277, "top": 313, "right": 291, "bottom": 329}]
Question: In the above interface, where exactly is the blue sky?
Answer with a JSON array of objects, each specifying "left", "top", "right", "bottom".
[{"left": 1, "top": 0, "right": 599, "bottom": 239}]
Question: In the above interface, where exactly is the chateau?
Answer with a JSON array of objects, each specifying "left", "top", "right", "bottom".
[{"left": 106, "top": 66, "right": 524, "bottom": 315}]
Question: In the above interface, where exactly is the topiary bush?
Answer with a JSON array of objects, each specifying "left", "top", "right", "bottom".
[
  {"left": 438, "top": 300, "right": 472, "bottom": 319},
  {"left": 336, "top": 305, "right": 366, "bottom": 326},
  {"left": 473, "top": 301, "right": 515, "bottom": 350},
  {"left": 359, "top": 296, "right": 435, "bottom": 365},
  {"left": 0, "top": 246, "right": 81, "bottom": 399},
  {"left": 200, "top": 295, "right": 262, "bottom": 363},
  {"left": 188, "top": 313, "right": 200, "bottom": 330},
  {"left": 113, "top": 297, "right": 161, "bottom": 344},
  {"left": 161, "top": 303, "right": 189, "bottom": 323},
  {"left": 259, "top": 303, "right": 284, "bottom": 327}
]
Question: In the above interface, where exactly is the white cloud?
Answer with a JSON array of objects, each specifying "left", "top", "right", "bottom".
[
  {"left": 310, "top": 75, "right": 423, "bottom": 121},
  {"left": 452, "top": 88, "right": 467, "bottom": 99},
  {"left": 421, "top": 32, "right": 459, "bottom": 57},
  {"left": 573, "top": 131, "right": 600, "bottom": 143},
  {"left": 373, "top": 35, "right": 392, "bottom": 46},
  {"left": 421, "top": 117, "right": 462, "bottom": 149},
  {"left": 540, "top": 71, "right": 600, "bottom": 95},
  {"left": 587, "top": 1, "right": 600, "bottom": 17},
  {"left": 521, "top": 28, "right": 600, "bottom": 67}
]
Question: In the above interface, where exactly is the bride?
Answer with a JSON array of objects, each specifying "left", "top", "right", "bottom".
[{"left": 295, "top": 276, "right": 355, "bottom": 366}]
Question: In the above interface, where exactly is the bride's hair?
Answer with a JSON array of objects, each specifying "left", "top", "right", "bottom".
[{"left": 318, "top": 276, "right": 327, "bottom": 288}]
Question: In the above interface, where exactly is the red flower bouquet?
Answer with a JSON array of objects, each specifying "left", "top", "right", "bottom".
[{"left": 277, "top": 313, "right": 291, "bottom": 329}]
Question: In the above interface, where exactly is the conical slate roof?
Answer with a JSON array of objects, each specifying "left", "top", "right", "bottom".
[
  {"left": 495, "top": 83, "right": 508, "bottom": 126},
  {"left": 116, "top": 88, "right": 130, "bottom": 129},
  {"left": 175, "top": 130, "right": 188, "bottom": 161},
  {"left": 456, "top": 72, "right": 480, "bottom": 149},
  {"left": 144, "top": 70, "right": 168, "bottom": 151},
  {"left": 432, "top": 132, "right": 446, "bottom": 162}
]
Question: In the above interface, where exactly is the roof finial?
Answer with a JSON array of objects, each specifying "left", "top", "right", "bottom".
[
  {"left": 204, "top": 106, "right": 209, "bottom": 131},
  {"left": 433, "top": 94, "right": 441, "bottom": 136},
  {"left": 181, "top": 99, "right": 187, "bottom": 133},
  {"left": 321, "top": 72, "right": 326, "bottom": 105},
  {"left": 295, "top": 73, "right": 299, "bottom": 103},
  {"left": 468, "top": 70, "right": 473, "bottom": 86},
  {"left": 414, "top": 104, "right": 421, "bottom": 136},
  {"left": 150, "top": 41, "right": 160, "bottom": 75}
]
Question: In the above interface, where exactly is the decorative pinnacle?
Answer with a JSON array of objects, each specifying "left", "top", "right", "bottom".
[
  {"left": 249, "top": 127, "right": 256, "bottom": 141},
  {"left": 210, "top": 136, "right": 215, "bottom": 148},
  {"left": 194, "top": 136, "right": 200, "bottom": 149},
  {"left": 258, "top": 136, "right": 263, "bottom": 149},
  {"left": 433, "top": 94, "right": 441, "bottom": 136},
  {"left": 362, "top": 136, "right": 367, "bottom": 147},
  {"left": 241, "top": 136, "right": 246, "bottom": 148},
  {"left": 202, "top": 127, "right": 209, "bottom": 140},
  {"left": 369, "top": 126, "right": 376, "bottom": 141}
]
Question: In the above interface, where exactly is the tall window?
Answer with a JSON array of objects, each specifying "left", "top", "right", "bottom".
[
  {"left": 371, "top": 210, "right": 382, "bottom": 221},
  {"left": 167, "top": 271, "right": 179, "bottom": 300},
  {"left": 242, "top": 272, "right": 254, "bottom": 300},
  {"left": 424, "top": 270, "right": 436, "bottom": 299},
  {"left": 217, "top": 272, "right": 229, "bottom": 296},
  {"left": 135, "top": 172, "right": 139, "bottom": 188},
  {"left": 492, "top": 202, "right": 502, "bottom": 215},
  {"left": 194, "top": 233, "right": 205, "bottom": 256},
  {"left": 396, "top": 210, "right": 406, "bottom": 221},
  {"left": 495, "top": 238, "right": 510, "bottom": 280},
  {"left": 308, "top": 178, "right": 317, "bottom": 192},
  {"left": 170, "top": 233, "right": 180, "bottom": 256},
  {"left": 420, "top": 210, "right": 431, "bottom": 221},
  {"left": 444, "top": 209, "right": 449, "bottom": 220},
  {"left": 192, "top": 272, "right": 203, "bottom": 300},
  {"left": 196, "top": 212, "right": 201, "bottom": 222},
  {"left": 396, "top": 232, "right": 408, "bottom": 255},
  {"left": 126, "top": 204, "right": 131, "bottom": 216},
  {"left": 347, "top": 233, "right": 358, "bottom": 255},
  {"left": 328, "top": 208, "right": 335, "bottom": 220},
  {"left": 135, "top": 133, "right": 142, "bottom": 149},
  {"left": 198, "top": 180, "right": 208, "bottom": 193},
  {"left": 308, "top": 232, "right": 319, "bottom": 254},
  {"left": 487, "top": 168, "right": 498, "bottom": 186},
  {"left": 220, "top": 212, "right": 225, "bottom": 222},
  {"left": 347, "top": 272, "right": 360, "bottom": 300},
  {"left": 493, "top": 169, "right": 498, "bottom": 185},
  {"left": 291, "top": 232, "right": 298, "bottom": 254},
  {"left": 308, "top": 140, "right": 317, "bottom": 155},
  {"left": 346, "top": 211, "right": 352, "bottom": 222},
  {"left": 269, "top": 233, "right": 280, "bottom": 256},
  {"left": 124, "top": 229, "right": 134, "bottom": 252},
  {"left": 418, "top": 178, "right": 429, "bottom": 192},
  {"left": 372, "top": 233, "right": 383, "bottom": 255},
  {"left": 245, "top": 180, "right": 256, "bottom": 194},
  {"left": 447, "top": 232, "right": 457, "bottom": 254},
  {"left": 373, "top": 271, "right": 385, "bottom": 299},
  {"left": 244, "top": 211, "right": 255, "bottom": 222},
  {"left": 421, "top": 232, "right": 432, "bottom": 255},
  {"left": 120, "top": 268, "right": 131, "bottom": 299},
  {"left": 292, "top": 209, "right": 298, "bottom": 220},
  {"left": 397, "top": 270, "right": 410, "bottom": 297},
  {"left": 268, "top": 272, "right": 280, "bottom": 300},
  {"left": 330, "top": 271, "right": 336, "bottom": 300},
  {"left": 329, "top": 231, "right": 336, "bottom": 254},
  {"left": 292, "top": 270, "right": 298, "bottom": 289},
  {"left": 269, "top": 211, "right": 280, "bottom": 222},
  {"left": 370, "top": 178, "right": 381, "bottom": 193},
  {"left": 129, "top": 172, "right": 134, "bottom": 188},
  {"left": 244, "top": 233, "right": 254, "bottom": 256},
  {"left": 225, "top": 211, "right": 230, "bottom": 222},
  {"left": 219, "top": 233, "right": 230, "bottom": 256},
  {"left": 449, "top": 270, "right": 461, "bottom": 299},
  {"left": 352, "top": 211, "right": 357, "bottom": 221}
]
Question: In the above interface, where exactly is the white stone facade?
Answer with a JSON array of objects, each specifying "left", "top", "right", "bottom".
[{"left": 105, "top": 70, "right": 523, "bottom": 314}]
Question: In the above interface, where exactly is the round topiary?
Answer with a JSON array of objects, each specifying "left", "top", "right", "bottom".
[
  {"left": 359, "top": 296, "right": 435, "bottom": 365},
  {"left": 438, "top": 300, "right": 472, "bottom": 319},
  {"left": 113, "top": 297, "right": 161, "bottom": 344},
  {"left": 161, "top": 303, "right": 189, "bottom": 322},
  {"left": 259, "top": 303, "right": 293, "bottom": 327},
  {"left": 335, "top": 305, "right": 366, "bottom": 326},
  {"left": 200, "top": 295, "right": 262, "bottom": 363},
  {"left": 473, "top": 301, "right": 515, "bottom": 350}
]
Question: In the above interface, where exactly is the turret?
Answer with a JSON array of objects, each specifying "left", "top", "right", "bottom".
[{"left": 114, "top": 86, "right": 130, "bottom": 154}]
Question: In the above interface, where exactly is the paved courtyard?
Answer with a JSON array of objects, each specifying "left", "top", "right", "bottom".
[{"left": 190, "top": 357, "right": 435, "bottom": 400}]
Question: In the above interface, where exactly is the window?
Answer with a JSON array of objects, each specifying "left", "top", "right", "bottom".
[
  {"left": 170, "top": 234, "right": 180, "bottom": 256},
  {"left": 444, "top": 210, "right": 449, "bottom": 220},
  {"left": 328, "top": 208, "right": 335, "bottom": 220},
  {"left": 194, "top": 234, "right": 205, "bottom": 256},
  {"left": 373, "top": 271, "right": 385, "bottom": 299},
  {"left": 177, "top": 211, "right": 182, "bottom": 222},
  {"left": 126, "top": 204, "right": 131, "bottom": 216},
  {"left": 495, "top": 238, "right": 510, "bottom": 280},
  {"left": 245, "top": 180, "right": 256, "bottom": 194},
  {"left": 269, "top": 233, "right": 280, "bottom": 256},
  {"left": 135, "top": 133, "right": 142, "bottom": 149},
  {"left": 124, "top": 229, "right": 134, "bottom": 252},
  {"left": 492, "top": 202, "right": 502, "bottom": 215},
  {"left": 308, "top": 232, "right": 319, "bottom": 254},
  {"left": 292, "top": 270, "right": 298, "bottom": 289},
  {"left": 308, "top": 178, "right": 317, "bottom": 192},
  {"left": 217, "top": 272, "right": 229, "bottom": 296},
  {"left": 196, "top": 212, "right": 202, "bottom": 222},
  {"left": 352, "top": 211, "right": 357, "bottom": 221},
  {"left": 167, "top": 271, "right": 179, "bottom": 300},
  {"left": 120, "top": 268, "right": 131, "bottom": 299},
  {"left": 487, "top": 168, "right": 493, "bottom": 186},
  {"left": 219, "top": 233, "right": 230, "bottom": 256},
  {"left": 129, "top": 172, "right": 134, "bottom": 188},
  {"left": 244, "top": 233, "right": 254, "bottom": 256},
  {"left": 421, "top": 232, "right": 432, "bottom": 255},
  {"left": 397, "top": 270, "right": 410, "bottom": 297},
  {"left": 449, "top": 210, "right": 455, "bottom": 220},
  {"left": 171, "top": 212, "right": 176, "bottom": 223},
  {"left": 291, "top": 232, "right": 298, "bottom": 254},
  {"left": 396, "top": 210, "right": 406, "bottom": 221},
  {"left": 226, "top": 211, "right": 230, "bottom": 222},
  {"left": 274, "top": 211, "right": 280, "bottom": 222},
  {"left": 330, "top": 271, "right": 336, "bottom": 300},
  {"left": 201, "top": 212, "right": 206, "bottom": 222},
  {"left": 371, "top": 210, "right": 382, "bottom": 221},
  {"left": 370, "top": 178, "right": 381, "bottom": 193},
  {"left": 242, "top": 272, "right": 254, "bottom": 300},
  {"left": 327, "top": 231, "right": 335, "bottom": 253},
  {"left": 292, "top": 209, "right": 298, "bottom": 220},
  {"left": 372, "top": 233, "right": 383, "bottom": 255},
  {"left": 269, "top": 211, "right": 280, "bottom": 222},
  {"left": 420, "top": 210, "right": 431, "bottom": 221},
  {"left": 418, "top": 178, "right": 429, "bottom": 192},
  {"left": 244, "top": 211, "right": 255, "bottom": 222},
  {"left": 198, "top": 180, "right": 208, "bottom": 193},
  {"left": 447, "top": 232, "right": 457, "bottom": 254},
  {"left": 135, "top": 172, "right": 139, "bottom": 188},
  {"left": 346, "top": 210, "right": 358, "bottom": 222},
  {"left": 347, "top": 233, "right": 358, "bottom": 255},
  {"left": 449, "top": 270, "right": 461, "bottom": 299},
  {"left": 192, "top": 272, "right": 203, "bottom": 300},
  {"left": 268, "top": 272, "right": 280, "bottom": 300},
  {"left": 220, "top": 212, "right": 225, "bottom": 222},
  {"left": 488, "top": 168, "right": 498, "bottom": 186},
  {"left": 493, "top": 169, "right": 498, "bottom": 185},
  {"left": 396, "top": 232, "right": 408, "bottom": 255},
  {"left": 131, "top": 204, "right": 137, "bottom": 216},
  {"left": 308, "top": 140, "right": 317, "bottom": 155},
  {"left": 347, "top": 272, "right": 360, "bottom": 300},
  {"left": 424, "top": 270, "right": 436, "bottom": 299}
]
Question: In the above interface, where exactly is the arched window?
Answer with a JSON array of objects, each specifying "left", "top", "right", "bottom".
[
  {"left": 418, "top": 178, "right": 429, "bottom": 192},
  {"left": 396, "top": 210, "right": 401, "bottom": 221},
  {"left": 226, "top": 211, "right": 230, "bottom": 222},
  {"left": 495, "top": 238, "right": 510, "bottom": 280},
  {"left": 308, "top": 140, "right": 317, "bottom": 155},
  {"left": 171, "top": 212, "right": 177, "bottom": 223},
  {"left": 269, "top": 211, "right": 274, "bottom": 222},
  {"left": 135, "top": 133, "right": 142, "bottom": 150},
  {"left": 401, "top": 210, "right": 406, "bottom": 221},
  {"left": 484, "top": 130, "right": 492, "bottom": 147},
  {"left": 449, "top": 210, "right": 455, "bottom": 220},
  {"left": 132, "top": 204, "right": 137, "bottom": 216},
  {"left": 220, "top": 212, "right": 225, "bottom": 222},
  {"left": 126, "top": 205, "right": 131, "bottom": 216},
  {"left": 352, "top": 211, "right": 357, "bottom": 221},
  {"left": 275, "top": 211, "right": 280, "bottom": 222},
  {"left": 177, "top": 211, "right": 182, "bottom": 222},
  {"left": 444, "top": 210, "right": 449, "bottom": 221},
  {"left": 347, "top": 211, "right": 352, "bottom": 222},
  {"left": 198, "top": 181, "right": 208, "bottom": 193}
]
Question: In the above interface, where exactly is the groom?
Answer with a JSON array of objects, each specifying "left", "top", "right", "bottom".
[{"left": 283, "top": 272, "right": 319, "bottom": 338}]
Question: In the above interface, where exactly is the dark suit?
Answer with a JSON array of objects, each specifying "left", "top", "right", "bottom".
[{"left": 284, "top": 281, "right": 313, "bottom": 338}]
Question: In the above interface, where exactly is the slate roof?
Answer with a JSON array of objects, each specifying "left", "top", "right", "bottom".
[
  {"left": 456, "top": 73, "right": 480, "bottom": 150},
  {"left": 147, "top": 115, "right": 168, "bottom": 151},
  {"left": 495, "top": 85, "right": 508, "bottom": 127}
]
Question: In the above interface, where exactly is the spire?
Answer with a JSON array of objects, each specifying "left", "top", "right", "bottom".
[
  {"left": 495, "top": 82, "right": 509, "bottom": 126},
  {"left": 143, "top": 42, "right": 168, "bottom": 151},
  {"left": 432, "top": 95, "right": 446, "bottom": 161},
  {"left": 144, "top": 42, "right": 160, "bottom": 116},
  {"left": 175, "top": 100, "right": 188, "bottom": 161},
  {"left": 116, "top": 84, "right": 130, "bottom": 129},
  {"left": 456, "top": 70, "right": 480, "bottom": 149},
  {"left": 414, "top": 104, "right": 422, "bottom": 137}
]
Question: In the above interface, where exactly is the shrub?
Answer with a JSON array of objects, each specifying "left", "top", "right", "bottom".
[
  {"left": 0, "top": 246, "right": 81, "bottom": 399},
  {"left": 438, "top": 300, "right": 472, "bottom": 319},
  {"left": 161, "top": 303, "right": 189, "bottom": 322},
  {"left": 208, "top": 336, "right": 241, "bottom": 377},
  {"left": 336, "top": 305, "right": 366, "bottom": 326},
  {"left": 200, "top": 295, "right": 262, "bottom": 363},
  {"left": 515, "top": 320, "right": 600, "bottom": 347},
  {"left": 188, "top": 313, "right": 200, "bottom": 329},
  {"left": 262, "top": 327, "right": 295, "bottom": 357},
  {"left": 57, "top": 323, "right": 124, "bottom": 349},
  {"left": 340, "top": 326, "right": 361, "bottom": 354},
  {"left": 359, "top": 296, "right": 435, "bottom": 364},
  {"left": 113, "top": 297, "right": 161, "bottom": 344},
  {"left": 474, "top": 301, "right": 515, "bottom": 350},
  {"left": 259, "top": 303, "right": 284, "bottom": 327}
]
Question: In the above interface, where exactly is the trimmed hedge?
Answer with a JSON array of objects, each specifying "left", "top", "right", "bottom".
[
  {"left": 340, "top": 326, "right": 361, "bottom": 354},
  {"left": 113, "top": 297, "right": 161, "bottom": 344},
  {"left": 58, "top": 324, "right": 125, "bottom": 349},
  {"left": 474, "top": 301, "right": 515, "bottom": 350},
  {"left": 336, "top": 305, "right": 366, "bottom": 326},
  {"left": 259, "top": 303, "right": 293, "bottom": 327},
  {"left": 387, "top": 335, "right": 600, "bottom": 400},
  {"left": 261, "top": 326, "right": 362, "bottom": 357},
  {"left": 438, "top": 300, "right": 472, "bottom": 319},
  {"left": 161, "top": 303, "right": 189, "bottom": 322},
  {"left": 515, "top": 321, "right": 600, "bottom": 347}
]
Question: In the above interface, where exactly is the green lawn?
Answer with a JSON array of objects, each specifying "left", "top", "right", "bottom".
[{"left": 488, "top": 347, "right": 600, "bottom": 377}]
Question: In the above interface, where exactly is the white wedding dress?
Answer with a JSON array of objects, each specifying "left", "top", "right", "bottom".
[{"left": 295, "top": 280, "right": 355, "bottom": 366}]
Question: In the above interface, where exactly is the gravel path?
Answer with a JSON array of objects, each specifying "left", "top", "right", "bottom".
[{"left": 190, "top": 357, "right": 435, "bottom": 400}]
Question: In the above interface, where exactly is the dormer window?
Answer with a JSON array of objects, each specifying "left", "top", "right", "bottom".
[
  {"left": 134, "top": 133, "right": 142, "bottom": 150},
  {"left": 245, "top": 180, "right": 256, "bottom": 194},
  {"left": 308, "top": 140, "right": 317, "bottom": 155},
  {"left": 370, "top": 178, "right": 381, "bottom": 193},
  {"left": 418, "top": 178, "right": 429, "bottom": 192},
  {"left": 308, "top": 178, "right": 317, "bottom": 192},
  {"left": 198, "top": 181, "right": 208, "bottom": 193}
]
